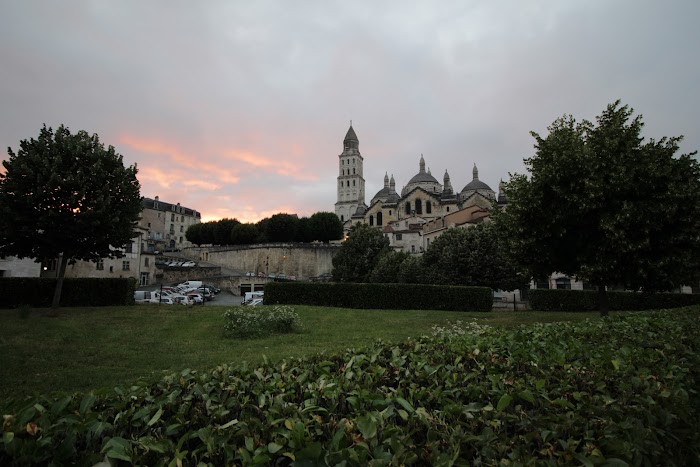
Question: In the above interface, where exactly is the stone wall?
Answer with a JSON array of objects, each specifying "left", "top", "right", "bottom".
[{"left": 184, "top": 243, "right": 340, "bottom": 280}]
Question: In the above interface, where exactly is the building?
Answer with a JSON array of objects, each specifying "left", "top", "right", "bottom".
[
  {"left": 140, "top": 196, "right": 202, "bottom": 252},
  {"left": 0, "top": 256, "right": 41, "bottom": 277},
  {"left": 333, "top": 125, "right": 504, "bottom": 252}
]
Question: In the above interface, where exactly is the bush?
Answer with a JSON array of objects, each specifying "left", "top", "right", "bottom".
[
  {"left": 223, "top": 305, "right": 301, "bottom": 338},
  {"left": 264, "top": 281, "right": 493, "bottom": 311},
  {"left": 0, "top": 277, "right": 136, "bottom": 308},
  {"left": 529, "top": 288, "right": 700, "bottom": 311},
  {"left": 1, "top": 307, "right": 698, "bottom": 465}
]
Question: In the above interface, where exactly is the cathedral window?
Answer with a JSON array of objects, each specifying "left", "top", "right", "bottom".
[
  {"left": 415, "top": 199, "right": 422, "bottom": 215},
  {"left": 426, "top": 202, "right": 432, "bottom": 214},
  {"left": 353, "top": 180, "right": 355, "bottom": 186},
  {"left": 353, "top": 168, "right": 355, "bottom": 174},
  {"left": 377, "top": 212, "right": 383, "bottom": 226},
  {"left": 369, "top": 215, "right": 374, "bottom": 226},
  {"left": 346, "top": 181, "right": 350, "bottom": 187},
  {"left": 341, "top": 215, "right": 344, "bottom": 221},
  {"left": 389, "top": 210, "right": 392, "bottom": 215},
  {"left": 405, "top": 202, "right": 411, "bottom": 214}
]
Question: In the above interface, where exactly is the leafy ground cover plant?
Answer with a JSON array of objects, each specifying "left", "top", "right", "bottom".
[
  {"left": 223, "top": 305, "right": 302, "bottom": 338},
  {"left": 1, "top": 307, "right": 698, "bottom": 465}
]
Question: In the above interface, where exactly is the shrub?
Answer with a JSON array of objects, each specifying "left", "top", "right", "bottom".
[
  {"left": 223, "top": 305, "right": 301, "bottom": 338},
  {"left": 264, "top": 282, "right": 493, "bottom": 312},
  {"left": 529, "top": 288, "right": 700, "bottom": 311}
]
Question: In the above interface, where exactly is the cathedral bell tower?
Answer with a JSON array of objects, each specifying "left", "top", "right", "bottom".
[{"left": 334, "top": 124, "right": 366, "bottom": 224}]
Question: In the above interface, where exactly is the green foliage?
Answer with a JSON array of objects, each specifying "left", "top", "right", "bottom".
[
  {"left": 0, "top": 278, "right": 136, "bottom": 308},
  {"left": 0, "top": 125, "right": 142, "bottom": 307},
  {"left": 332, "top": 223, "right": 390, "bottom": 282},
  {"left": 264, "top": 282, "right": 493, "bottom": 312},
  {"left": 530, "top": 288, "right": 700, "bottom": 311},
  {"left": 422, "top": 223, "right": 526, "bottom": 290},
  {"left": 309, "top": 211, "right": 344, "bottom": 243},
  {"left": 2, "top": 308, "right": 698, "bottom": 465},
  {"left": 0, "top": 125, "right": 142, "bottom": 263},
  {"left": 264, "top": 213, "right": 299, "bottom": 243},
  {"left": 213, "top": 218, "right": 240, "bottom": 245},
  {"left": 184, "top": 222, "right": 205, "bottom": 245},
  {"left": 230, "top": 223, "right": 259, "bottom": 245},
  {"left": 223, "top": 305, "right": 302, "bottom": 338},
  {"left": 499, "top": 101, "right": 700, "bottom": 313},
  {"left": 367, "top": 251, "right": 411, "bottom": 283}
]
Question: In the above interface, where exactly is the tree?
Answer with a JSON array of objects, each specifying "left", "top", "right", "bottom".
[
  {"left": 310, "top": 211, "right": 344, "bottom": 243},
  {"left": 294, "top": 217, "right": 314, "bottom": 243},
  {"left": 265, "top": 213, "right": 299, "bottom": 243},
  {"left": 368, "top": 250, "right": 411, "bottom": 283},
  {"left": 0, "top": 125, "right": 142, "bottom": 308},
  {"left": 230, "top": 223, "right": 259, "bottom": 245},
  {"left": 213, "top": 218, "right": 239, "bottom": 245},
  {"left": 185, "top": 223, "right": 205, "bottom": 246},
  {"left": 332, "top": 223, "right": 389, "bottom": 282},
  {"left": 421, "top": 223, "right": 526, "bottom": 290},
  {"left": 499, "top": 101, "right": 700, "bottom": 316}
]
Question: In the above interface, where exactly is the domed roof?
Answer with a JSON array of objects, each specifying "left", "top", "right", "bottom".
[
  {"left": 371, "top": 172, "right": 400, "bottom": 205},
  {"left": 401, "top": 155, "right": 443, "bottom": 196},
  {"left": 460, "top": 164, "right": 493, "bottom": 193},
  {"left": 460, "top": 164, "right": 495, "bottom": 202}
]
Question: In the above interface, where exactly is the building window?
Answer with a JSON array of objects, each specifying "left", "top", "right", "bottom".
[
  {"left": 369, "top": 215, "right": 374, "bottom": 226},
  {"left": 405, "top": 202, "right": 411, "bottom": 214},
  {"left": 412, "top": 245, "right": 416, "bottom": 253},
  {"left": 122, "top": 261, "right": 130, "bottom": 271},
  {"left": 352, "top": 180, "right": 355, "bottom": 186},
  {"left": 346, "top": 181, "right": 349, "bottom": 187},
  {"left": 124, "top": 243, "right": 133, "bottom": 253},
  {"left": 389, "top": 210, "right": 392, "bottom": 215},
  {"left": 415, "top": 199, "right": 422, "bottom": 215},
  {"left": 341, "top": 215, "right": 344, "bottom": 222},
  {"left": 180, "top": 225, "right": 184, "bottom": 232},
  {"left": 556, "top": 277, "right": 572, "bottom": 290},
  {"left": 147, "top": 222, "right": 151, "bottom": 228},
  {"left": 447, "top": 207, "right": 450, "bottom": 212},
  {"left": 353, "top": 168, "right": 355, "bottom": 174},
  {"left": 171, "top": 213, "right": 175, "bottom": 222},
  {"left": 377, "top": 212, "right": 383, "bottom": 226},
  {"left": 96, "top": 259, "right": 104, "bottom": 270},
  {"left": 396, "top": 234, "right": 402, "bottom": 240},
  {"left": 144, "top": 257, "right": 149, "bottom": 267},
  {"left": 181, "top": 215, "right": 185, "bottom": 222},
  {"left": 179, "top": 236, "right": 183, "bottom": 243},
  {"left": 426, "top": 202, "right": 432, "bottom": 214},
  {"left": 535, "top": 279, "right": 550, "bottom": 289},
  {"left": 170, "top": 224, "right": 174, "bottom": 233}
]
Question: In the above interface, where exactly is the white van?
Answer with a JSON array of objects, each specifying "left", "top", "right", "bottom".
[
  {"left": 179, "top": 280, "right": 203, "bottom": 289},
  {"left": 243, "top": 291, "right": 264, "bottom": 305},
  {"left": 134, "top": 290, "right": 160, "bottom": 304}
]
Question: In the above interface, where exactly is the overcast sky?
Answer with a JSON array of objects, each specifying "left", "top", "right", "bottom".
[{"left": 2, "top": 1, "right": 698, "bottom": 222}]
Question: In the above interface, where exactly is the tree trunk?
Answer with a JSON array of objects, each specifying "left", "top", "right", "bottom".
[
  {"left": 51, "top": 253, "right": 68, "bottom": 309},
  {"left": 597, "top": 285, "right": 609, "bottom": 317}
]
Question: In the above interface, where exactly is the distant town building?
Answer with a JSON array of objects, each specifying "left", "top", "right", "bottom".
[{"left": 140, "top": 196, "right": 202, "bottom": 252}]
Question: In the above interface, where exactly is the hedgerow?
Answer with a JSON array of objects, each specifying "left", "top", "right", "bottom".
[
  {"left": 264, "top": 282, "right": 493, "bottom": 312},
  {"left": 0, "top": 277, "right": 136, "bottom": 308},
  {"left": 1, "top": 308, "right": 699, "bottom": 465},
  {"left": 529, "top": 288, "right": 700, "bottom": 311}
]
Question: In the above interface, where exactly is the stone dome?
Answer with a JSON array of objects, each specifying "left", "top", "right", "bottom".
[
  {"left": 460, "top": 164, "right": 495, "bottom": 202},
  {"left": 401, "top": 155, "right": 443, "bottom": 196}
]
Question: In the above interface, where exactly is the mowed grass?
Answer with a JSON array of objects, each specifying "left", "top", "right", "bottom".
[{"left": 0, "top": 305, "right": 601, "bottom": 402}]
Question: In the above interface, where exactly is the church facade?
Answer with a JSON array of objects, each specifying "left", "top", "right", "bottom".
[{"left": 334, "top": 125, "right": 505, "bottom": 252}]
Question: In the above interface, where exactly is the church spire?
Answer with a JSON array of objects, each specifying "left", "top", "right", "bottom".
[
  {"left": 343, "top": 124, "right": 359, "bottom": 151},
  {"left": 390, "top": 174, "right": 395, "bottom": 191},
  {"left": 419, "top": 154, "right": 425, "bottom": 173},
  {"left": 384, "top": 172, "right": 389, "bottom": 188},
  {"left": 472, "top": 163, "right": 479, "bottom": 180}
]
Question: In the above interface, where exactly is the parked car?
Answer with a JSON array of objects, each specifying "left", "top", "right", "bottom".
[
  {"left": 181, "top": 261, "right": 196, "bottom": 267},
  {"left": 202, "top": 284, "right": 221, "bottom": 294},
  {"left": 245, "top": 272, "right": 256, "bottom": 277},
  {"left": 134, "top": 290, "right": 159, "bottom": 304},
  {"left": 171, "top": 294, "right": 193, "bottom": 306},
  {"left": 268, "top": 273, "right": 276, "bottom": 279},
  {"left": 277, "top": 273, "right": 287, "bottom": 280},
  {"left": 257, "top": 272, "right": 266, "bottom": 278},
  {"left": 245, "top": 297, "right": 264, "bottom": 306},
  {"left": 197, "top": 287, "right": 215, "bottom": 300},
  {"left": 186, "top": 293, "right": 205, "bottom": 305},
  {"left": 159, "top": 297, "right": 175, "bottom": 305}
]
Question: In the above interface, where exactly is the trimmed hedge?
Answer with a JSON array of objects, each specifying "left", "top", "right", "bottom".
[
  {"left": 264, "top": 281, "right": 493, "bottom": 312},
  {"left": 0, "top": 277, "right": 136, "bottom": 308},
  {"left": 530, "top": 288, "right": 700, "bottom": 311}
]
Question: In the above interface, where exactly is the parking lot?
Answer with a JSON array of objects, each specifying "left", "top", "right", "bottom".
[{"left": 135, "top": 283, "right": 244, "bottom": 307}]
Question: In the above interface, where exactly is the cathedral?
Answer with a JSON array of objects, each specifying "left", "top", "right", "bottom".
[{"left": 334, "top": 124, "right": 506, "bottom": 251}]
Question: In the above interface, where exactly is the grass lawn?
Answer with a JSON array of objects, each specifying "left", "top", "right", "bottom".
[{"left": 0, "top": 305, "right": 601, "bottom": 402}]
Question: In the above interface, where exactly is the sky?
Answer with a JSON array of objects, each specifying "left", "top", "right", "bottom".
[{"left": 1, "top": 1, "right": 699, "bottom": 223}]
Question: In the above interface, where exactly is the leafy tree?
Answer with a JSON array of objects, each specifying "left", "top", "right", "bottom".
[
  {"left": 499, "top": 100, "right": 700, "bottom": 315},
  {"left": 185, "top": 222, "right": 205, "bottom": 245},
  {"left": 368, "top": 250, "right": 411, "bottom": 283},
  {"left": 230, "top": 223, "right": 259, "bottom": 245},
  {"left": 422, "top": 223, "right": 525, "bottom": 290},
  {"left": 397, "top": 255, "right": 427, "bottom": 284},
  {"left": 265, "top": 213, "right": 299, "bottom": 243},
  {"left": 213, "top": 218, "right": 239, "bottom": 245},
  {"left": 294, "top": 217, "right": 314, "bottom": 243},
  {"left": 332, "top": 223, "right": 389, "bottom": 282},
  {"left": 310, "top": 211, "right": 344, "bottom": 243},
  {"left": 0, "top": 125, "right": 142, "bottom": 308}
]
